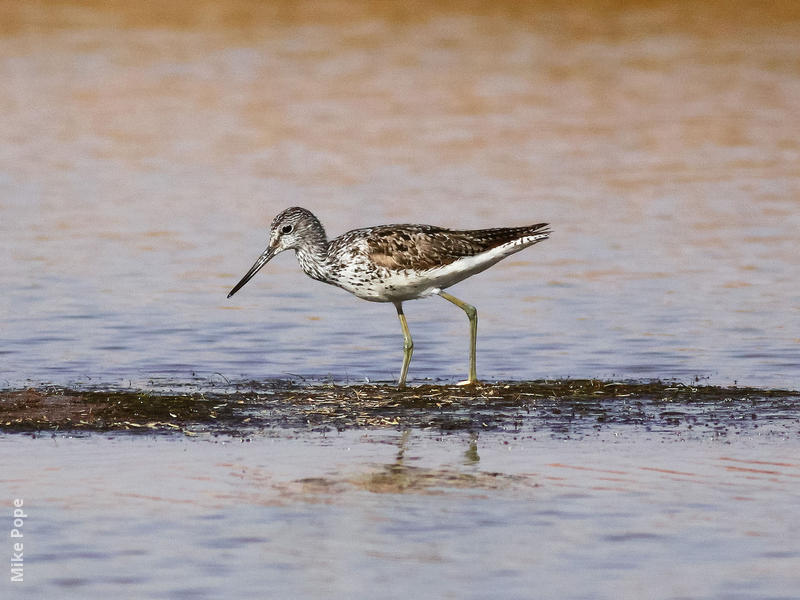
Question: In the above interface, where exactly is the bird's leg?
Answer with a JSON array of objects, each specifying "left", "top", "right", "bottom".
[
  {"left": 394, "top": 302, "right": 413, "bottom": 388},
  {"left": 436, "top": 290, "right": 479, "bottom": 386}
]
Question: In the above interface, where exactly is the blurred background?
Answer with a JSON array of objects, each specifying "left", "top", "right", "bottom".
[{"left": 1, "top": 0, "right": 798, "bottom": 388}]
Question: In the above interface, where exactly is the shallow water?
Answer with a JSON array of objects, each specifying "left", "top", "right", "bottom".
[
  {"left": 3, "top": 427, "right": 800, "bottom": 600},
  {"left": 1, "top": 0, "right": 799, "bottom": 389},
  {"left": 1, "top": 3, "right": 799, "bottom": 597},
  {"left": 2, "top": 381, "right": 799, "bottom": 598}
]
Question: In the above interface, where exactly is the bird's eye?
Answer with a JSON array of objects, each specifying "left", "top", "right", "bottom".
[{"left": 281, "top": 224, "right": 293, "bottom": 234}]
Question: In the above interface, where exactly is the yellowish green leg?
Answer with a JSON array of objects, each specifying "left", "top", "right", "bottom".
[
  {"left": 437, "top": 290, "right": 479, "bottom": 385},
  {"left": 394, "top": 302, "right": 413, "bottom": 388}
]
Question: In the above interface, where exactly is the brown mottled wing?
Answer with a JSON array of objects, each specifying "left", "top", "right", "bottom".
[{"left": 366, "top": 223, "right": 549, "bottom": 271}]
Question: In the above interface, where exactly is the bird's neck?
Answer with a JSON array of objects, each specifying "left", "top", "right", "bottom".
[{"left": 295, "top": 224, "right": 330, "bottom": 281}]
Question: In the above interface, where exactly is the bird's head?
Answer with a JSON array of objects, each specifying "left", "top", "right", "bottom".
[{"left": 227, "top": 207, "right": 324, "bottom": 298}]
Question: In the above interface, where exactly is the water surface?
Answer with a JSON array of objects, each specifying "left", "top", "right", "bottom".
[
  {"left": 1, "top": 4, "right": 799, "bottom": 597},
  {"left": 1, "top": 0, "right": 798, "bottom": 389},
  {"left": 3, "top": 425, "right": 800, "bottom": 600}
]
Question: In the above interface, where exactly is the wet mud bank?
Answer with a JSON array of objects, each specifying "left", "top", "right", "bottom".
[{"left": 2, "top": 379, "right": 798, "bottom": 438}]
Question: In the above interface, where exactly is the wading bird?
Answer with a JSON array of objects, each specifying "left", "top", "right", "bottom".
[{"left": 228, "top": 207, "right": 550, "bottom": 387}]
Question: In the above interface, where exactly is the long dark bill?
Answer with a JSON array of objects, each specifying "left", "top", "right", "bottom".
[{"left": 227, "top": 247, "right": 275, "bottom": 298}]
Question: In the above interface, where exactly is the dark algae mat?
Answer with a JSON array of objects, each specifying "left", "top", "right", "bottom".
[{"left": 2, "top": 380, "right": 798, "bottom": 438}]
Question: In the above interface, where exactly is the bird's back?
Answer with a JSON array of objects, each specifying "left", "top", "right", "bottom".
[{"left": 331, "top": 223, "right": 548, "bottom": 270}]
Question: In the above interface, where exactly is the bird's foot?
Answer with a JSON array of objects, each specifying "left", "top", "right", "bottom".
[{"left": 456, "top": 378, "right": 479, "bottom": 387}]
